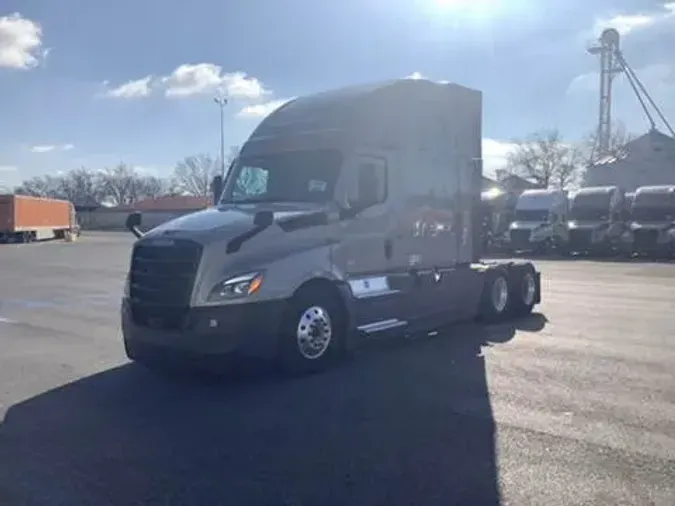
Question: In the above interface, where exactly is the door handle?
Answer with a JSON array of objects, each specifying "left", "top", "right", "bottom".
[{"left": 384, "top": 238, "right": 393, "bottom": 259}]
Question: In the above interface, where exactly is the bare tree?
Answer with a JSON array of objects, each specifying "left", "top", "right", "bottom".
[
  {"left": 99, "top": 163, "right": 143, "bottom": 206},
  {"left": 135, "top": 176, "right": 166, "bottom": 199},
  {"left": 505, "top": 129, "right": 583, "bottom": 189},
  {"left": 173, "top": 154, "right": 219, "bottom": 196},
  {"left": 58, "top": 167, "right": 104, "bottom": 205},
  {"left": 16, "top": 165, "right": 175, "bottom": 205},
  {"left": 583, "top": 120, "right": 637, "bottom": 163},
  {"left": 15, "top": 175, "right": 64, "bottom": 198}
]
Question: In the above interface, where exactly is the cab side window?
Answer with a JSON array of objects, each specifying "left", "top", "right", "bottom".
[{"left": 349, "top": 158, "right": 387, "bottom": 208}]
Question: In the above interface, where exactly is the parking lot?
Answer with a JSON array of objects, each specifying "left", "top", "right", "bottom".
[{"left": 0, "top": 232, "right": 674, "bottom": 506}]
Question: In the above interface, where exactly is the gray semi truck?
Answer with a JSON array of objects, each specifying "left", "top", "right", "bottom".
[
  {"left": 121, "top": 79, "right": 542, "bottom": 374},
  {"left": 629, "top": 185, "right": 675, "bottom": 257},
  {"left": 567, "top": 186, "right": 628, "bottom": 255}
]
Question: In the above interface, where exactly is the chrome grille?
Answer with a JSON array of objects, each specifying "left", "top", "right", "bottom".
[
  {"left": 510, "top": 229, "right": 531, "bottom": 249},
  {"left": 633, "top": 229, "right": 659, "bottom": 250},
  {"left": 129, "top": 238, "right": 202, "bottom": 329},
  {"left": 569, "top": 229, "right": 593, "bottom": 248}
]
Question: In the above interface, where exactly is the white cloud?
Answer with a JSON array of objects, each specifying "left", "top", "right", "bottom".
[
  {"left": 29, "top": 144, "right": 75, "bottom": 153},
  {"left": 0, "top": 13, "right": 44, "bottom": 69},
  {"left": 105, "top": 76, "right": 153, "bottom": 99},
  {"left": 568, "top": 62, "right": 675, "bottom": 96},
  {"left": 237, "top": 98, "right": 293, "bottom": 118},
  {"left": 404, "top": 71, "right": 425, "bottom": 80},
  {"left": 104, "top": 64, "right": 269, "bottom": 100},
  {"left": 482, "top": 138, "right": 516, "bottom": 177},
  {"left": 163, "top": 64, "right": 267, "bottom": 99},
  {"left": 0, "top": 165, "right": 17, "bottom": 172},
  {"left": 596, "top": 14, "right": 655, "bottom": 36},
  {"left": 592, "top": 2, "right": 675, "bottom": 36}
]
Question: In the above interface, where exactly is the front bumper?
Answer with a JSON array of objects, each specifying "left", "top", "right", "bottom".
[{"left": 121, "top": 298, "right": 287, "bottom": 362}]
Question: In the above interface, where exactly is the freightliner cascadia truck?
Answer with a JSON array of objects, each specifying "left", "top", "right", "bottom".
[
  {"left": 567, "top": 186, "right": 628, "bottom": 256},
  {"left": 629, "top": 185, "right": 675, "bottom": 257},
  {"left": 121, "top": 79, "right": 542, "bottom": 374}
]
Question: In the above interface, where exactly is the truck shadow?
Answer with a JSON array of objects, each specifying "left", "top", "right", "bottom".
[{"left": 0, "top": 314, "right": 546, "bottom": 506}]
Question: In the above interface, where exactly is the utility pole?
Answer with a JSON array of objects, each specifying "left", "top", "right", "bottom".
[{"left": 214, "top": 94, "right": 228, "bottom": 177}]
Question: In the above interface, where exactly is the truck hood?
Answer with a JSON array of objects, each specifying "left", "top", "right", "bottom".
[
  {"left": 144, "top": 203, "right": 330, "bottom": 241},
  {"left": 568, "top": 221, "right": 608, "bottom": 230},
  {"left": 630, "top": 221, "right": 674, "bottom": 231},
  {"left": 509, "top": 221, "right": 547, "bottom": 230}
]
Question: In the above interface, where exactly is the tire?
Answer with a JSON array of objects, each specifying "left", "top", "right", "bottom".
[
  {"left": 277, "top": 287, "right": 346, "bottom": 375},
  {"left": 478, "top": 268, "right": 511, "bottom": 323},
  {"left": 509, "top": 264, "right": 537, "bottom": 317},
  {"left": 123, "top": 337, "right": 143, "bottom": 362}
]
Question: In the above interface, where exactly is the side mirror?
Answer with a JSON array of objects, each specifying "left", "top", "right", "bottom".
[
  {"left": 253, "top": 210, "right": 274, "bottom": 228},
  {"left": 211, "top": 175, "right": 223, "bottom": 206},
  {"left": 125, "top": 211, "right": 144, "bottom": 239},
  {"left": 338, "top": 200, "right": 362, "bottom": 220}
]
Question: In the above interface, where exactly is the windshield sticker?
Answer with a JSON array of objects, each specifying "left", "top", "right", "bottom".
[{"left": 308, "top": 180, "right": 327, "bottom": 192}]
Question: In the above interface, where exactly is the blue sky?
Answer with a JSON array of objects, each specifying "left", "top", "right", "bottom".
[{"left": 0, "top": 0, "right": 673, "bottom": 188}]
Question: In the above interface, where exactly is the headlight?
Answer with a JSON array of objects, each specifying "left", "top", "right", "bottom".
[
  {"left": 207, "top": 271, "right": 264, "bottom": 302},
  {"left": 123, "top": 274, "right": 130, "bottom": 297}
]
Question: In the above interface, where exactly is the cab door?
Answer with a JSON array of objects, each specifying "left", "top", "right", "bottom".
[{"left": 332, "top": 154, "right": 405, "bottom": 333}]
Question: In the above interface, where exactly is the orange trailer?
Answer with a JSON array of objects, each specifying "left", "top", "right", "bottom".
[{"left": 0, "top": 194, "right": 80, "bottom": 243}]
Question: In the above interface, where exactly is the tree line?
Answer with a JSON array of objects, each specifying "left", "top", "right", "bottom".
[
  {"left": 501, "top": 122, "right": 635, "bottom": 189},
  {"left": 14, "top": 149, "right": 239, "bottom": 206},
  {"left": 13, "top": 122, "right": 637, "bottom": 205}
]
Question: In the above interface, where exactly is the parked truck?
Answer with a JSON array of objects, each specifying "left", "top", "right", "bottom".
[
  {"left": 567, "top": 186, "right": 627, "bottom": 256},
  {"left": 0, "top": 194, "right": 80, "bottom": 243},
  {"left": 507, "top": 189, "right": 568, "bottom": 255},
  {"left": 121, "top": 79, "right": 542, "bottom": 374},
  {"left": 480, "top": 188, "right": 517, "bottom": 254},
  {"left": 629, "top": 185, "right": 675, "bottom": 258}
]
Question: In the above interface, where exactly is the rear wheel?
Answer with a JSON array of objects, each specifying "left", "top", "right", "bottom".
[
  {"left": 277, "top": 288, "right": 346, "bottom": 375},
  {"left": 509, "top": 264, "right": 537, "bottom": 316},
  {"left": 479, "top": 268, "right": 511, "bottom": 322}
]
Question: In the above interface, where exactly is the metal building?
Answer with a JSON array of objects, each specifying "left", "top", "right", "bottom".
[{"left": 583, "top": 129, "right": 675, "bottom": 192}]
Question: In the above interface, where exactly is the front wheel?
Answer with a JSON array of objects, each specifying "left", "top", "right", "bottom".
[{"left": 277, "top": 288, "right": 346, "bottom": 375}]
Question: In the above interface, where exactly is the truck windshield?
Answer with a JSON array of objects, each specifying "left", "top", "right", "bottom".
[
  {"left": 220, "top": 149, "right": 342, "bottom": 205},
  {"left": 631, "top": 206, "right": 674, "bottom": 221},
  {"left": 569, "top": 206, "right": 608, "bottom": 221},
  {"left": 569, "top": 193, "right": 610, "bottom": 221},
  {"left": 514, "top": 210, "right": 549, "bottom": 222},
  {"left": 632, "top": 193, "right": 675, "bottom": 221}
]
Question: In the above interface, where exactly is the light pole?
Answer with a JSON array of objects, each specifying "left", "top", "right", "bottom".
[{"left": 214, "top": 94, "right": 228, "bottom": 178}]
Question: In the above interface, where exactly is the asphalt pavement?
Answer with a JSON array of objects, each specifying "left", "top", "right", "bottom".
[{"left": 0, "top": 232, "right": 674, "bottom": 506}]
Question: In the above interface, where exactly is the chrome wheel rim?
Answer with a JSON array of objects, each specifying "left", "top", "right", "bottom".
[
  {"left": 522, "top": 272, "right": 536, "bottom": 306},
  {"left": 296, "top": 306, "right": 332, "bottom": 360},
  {"left": 491, "top": 276, "right": 509, "bottom": 313}
]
